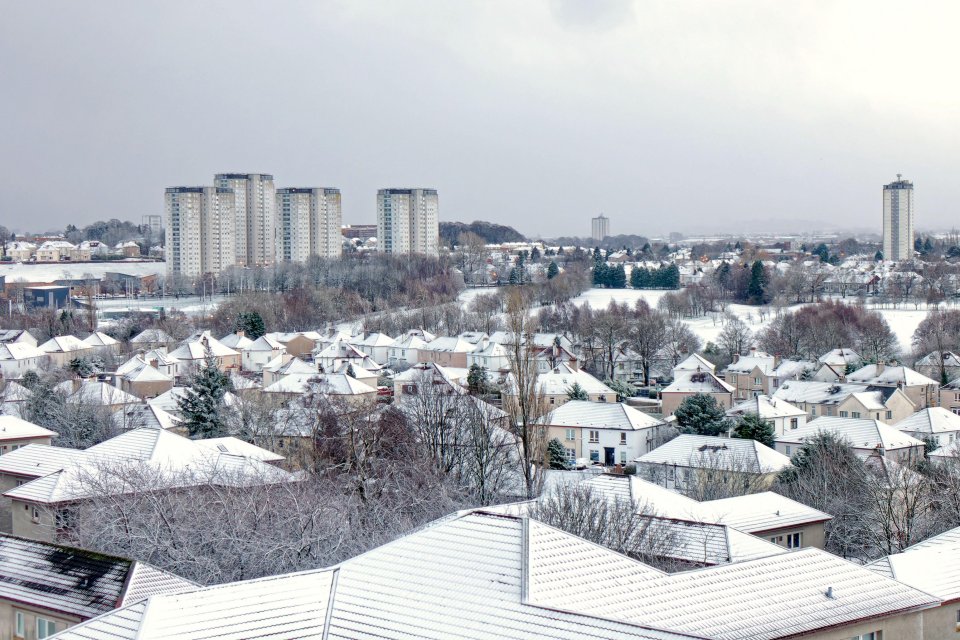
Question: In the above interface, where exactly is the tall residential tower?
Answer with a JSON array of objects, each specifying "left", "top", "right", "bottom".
[
  {"left": 883, "top": 175, "right": 914, "bottom": 261},
  {"left": 165, "top": 187, "right": 236, "bottom": 279},
  {"left": 591, "top": 214, "right": 609, "bottom": 243},
  {"left": 376, "top": 188, "right": 439, "bottom": 256},
  {"left": 214, "top": 173, "right": 277, "bottom": 266},
  {"left": 276, "top": 188, "right": 343, "bottom": 262}
]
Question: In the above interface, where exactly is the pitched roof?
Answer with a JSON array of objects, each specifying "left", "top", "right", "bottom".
[
  {"left": 0, "top": 534, "right": 195, "bottom": 620},
  {"left": 81, "top": 331, "right": 119, "bottom": 348},
  {"left": 674, "top": 354, "right": 715, "bottom": 373},
  {"left": 772, "top": 380, "right": 866, "bottom": 406},
  {"left": 775, "top": 417, "right": 925, "bottom": 451},
  {"left": 53, "top": 513, "right": 689, "bottom": 640},
  {"left": 866, "top": 532, "right": 960, "bottom": 602},
  {"left": 724, "top": 352, "right": 776, "bottom": 375},
  {"left": 847, "top": 364, "right": 938, "bottom": 387},
  {"left": 535, "top": 364, "right": 616, "bottom": 396},
  {"left": 0, "top": 444, "right": 86, "bottom": 479},
  {"left": 168, "top": 333, "right": 238, "bottom": 360},
  {"left": 662, "top": 369, "right": 734, "bottom": 394},
  {"left": 540, "top": 400, "right": 665, "bottom": 431},
  {"left": 0, "top": 342, "right": 45, "bottom": 361},
  {"left": 218, "top": 332, "right": 254, "bottom": 350},
  {"left": 65, "top": 381, "right": 140, "bottom": 406},
  {"left": 636, "top": 435, "right": 792, "bottom": 474},
  {"left": 129, "top": 329, "right": 173, "bottom": 344},
  {"left": 818, "top": 348, "right": 861, "bottom": 366},
  {"left": 0, "top": 415, "right": 57, "bottom": 440},
  {"left": 895, "top": 407, "right": 960, "bottom": 435},
  {"left": 112, "top": 404, "right": 181, "bottom": 431},
  {"left": 39, "top": 335, "right": 89, "bottom": 354},
  {"left": 726, "top": 395, "right": 805, "bottom": 419}
]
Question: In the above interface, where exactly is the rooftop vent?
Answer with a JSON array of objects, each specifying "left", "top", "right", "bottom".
[{"left": 824, "top": 586, "right": 834, "bottom": 599}]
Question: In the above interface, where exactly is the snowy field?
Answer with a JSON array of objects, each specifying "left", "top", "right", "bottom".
[
  {"left": 459, "top": 287, "right": 932, "bottom": 353},
  {"left": 0, "top": 261, "right": 164, "bottom": 283}
]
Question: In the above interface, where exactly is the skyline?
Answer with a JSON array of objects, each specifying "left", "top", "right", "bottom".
[{"left": 2, "top": 1, "right": 959, "bottom": 237}]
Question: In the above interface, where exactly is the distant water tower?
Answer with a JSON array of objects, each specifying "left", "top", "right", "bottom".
[{"left": 591, "top": 213, "right": 610, "bottom": 243}]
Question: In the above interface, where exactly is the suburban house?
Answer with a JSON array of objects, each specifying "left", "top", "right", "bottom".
[
  {"left": 38, "top": 336, "right": 91, "bottom": 368},
  {"left": 0, "top": 417, "right": 56, "bottom": 455},
  {"left": 128, "top": 328, "right": 175, "bottom": 352},
  {"left": 635, "top": 434, "right": 792, "bottom": 495},
  {"left": 112, "top": 403, "right": 181, "bottom": 432},
  {"left": 387, "top": 334, "right": 428, "bottom": 367},
  {"left": 80, "top": 331, "right": 120, "bottom": 356},
  {"left": 939, "top": 378, "right": 960, "bottom": 415},
  {"left": 50, "top": 507, "right": 936, "bottom": 640},
  {"left": 726, "top": 395, "right": 807, "bottom": 435},
  {"left": 167, "top": 333, "right": 241, "bottom": 375},
  {"left": 416, "top": 335, "right": 482, "bottom": 369},
  {"left": 2, "top": 426, "right": 289, "bottom": 542},
  {"left": 263, "top": 372, "right": 376, "bottom": 405},
  {"left": 531, "top": 342, "right": 581, "bottom": 374},
  {"left": 0, "top": 330, "right": 38, "bottom": 348},
  {"left": 353, "top": 333, "right": 396, "bottom": 365},
  {"left": 392, "top": 362, "right": 468, "bottom": 400},
  {"left": 818, "top": 347, "right": 862, "bottom": 370},
  {"left": 723, "top": 349, "right": 779, "bottom": 401},
  {"left": 673, "top": 353, "right": 716, "bottom": 373},
  {"left": 868, "top": 525, "right": 960, "bottom": 640},
  {"left": 539, "top": 400, "right": 667, "bottom": 467},
  {"left": 218, "top": 332, "right": 254, "bottom": 352},
  {"left": 466, "top": 341, "right": 511, "bottom": 373},
  {"left": 58, "top": 380, "right": 140, "bottom": 411},
  {"left": 774, "top": 416, "right": 926, "bottom": 462},
  {"left": 0, "top": 383, "right": 31, "bottom": 418},
  {"left": 147, "top": 386, "right": 240, "bottom": 419},
  {"left": 846, "top": 363, "right": 939, "bottom": 410},
  {"left": 0, "top": 534, "right": 195, "bottom": 639},
  {"left": 313, "top": 339, "right": 376, "bottom": 373},
  {"left": 660, "top": 368, "right": 734, "bottom": 416},
  {"left": 772, "top": 379, "right": 914, "bottom": 422},
  {"left": 265, "top": 331, "right": 322, "bottom": 358},
  {"left": 113, "top": 358, "right": 174, "bottom": 399},
  {"left": 0, "top": 343, "right": 47, "bottom": 379},
  {"left": 533, "top": 363, "right": 616, "bottom": 406},
  {"left": 262, "top": 357, "right": 318, "bottom": 388},
  {"left": 914, "top": 350, "right": 960, "bottom": 384},
  {"left": 241, "top": 335, "right": 287, "bottom": 372},
  {"left": 585, "top": 474, "right": 832, "bottom": 551},
  {"left": 894, "top": 408, "right": 960, "bottom": 448}
]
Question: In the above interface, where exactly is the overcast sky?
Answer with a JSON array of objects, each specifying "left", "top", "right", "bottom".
[{"left": 1, "top": 0, "right": 958, "bottom": 238}]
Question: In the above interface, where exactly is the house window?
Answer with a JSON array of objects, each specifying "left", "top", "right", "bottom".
[
  {"left": 565, "top": 448, "right": 576, "bottom": 463},
  {"left": 839, "top": 411, "right": 848, "bottom": 417},
  {"left": 620, "top": 450, "right": 627, "bottom": 464},
  {"left": 15, "top": 611, "right": 23, "bottom": 638},
  {"left": 589, "top": 449, "right": 599, "bottom": 462},
  {"left": 619, "top": 432, "right": 627, "bottom": 445},
  {"left": 886, "top": 411, "right": 892, "bottom": 420},
  {"left": 589, "top": 430, "right": 599, "bottom": 443},
  {"left": 851, "top": 411, "right": 861, "bottom": 418},
  {"left": 810, "top": 407, "right": 817, "bottom": 416},
  {"left": 754, "top": 377, "right": 761, "bottom": 385},
  {"left": 786, "top": 532, "right": 802, "bottom": 549},
  {"left": 849, "top": 633, "right": 881, "bottom": 640},
  {"left": 789, "top": 418, "right": 798, "bottom": 430},
  {"left": 31, "top": 507, "right": 40, "bottom": 523},
  {"left": 36, "top": 618, "right": 57, "bottom": 639},
  {"left": 565, "top": 429, "right": 575, "bottom": 441},
  {"left": 770, "top": 535, "right": 782, "bottom": 544},
  {"left": 785, "top": 445, "right": 791, "bottom": 455}
]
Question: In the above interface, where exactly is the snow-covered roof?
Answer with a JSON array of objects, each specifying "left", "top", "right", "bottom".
[
  {"left": 0, "top": 343, "right": 45, "bottom": 361},
  {"left": 772, "top": 359, "right": 816, "bottom": 380},
  {"left": 129, "top": 329, "right": 173, "bottom": 344},
  {"left": 4, "top": 428, "right": 291, "bottom": 505},
  {"left": 264, "top": 357, "right": 318, "bottom": 377},
  {"left": 0, "top": 381, "right": 31, "bottom": 403},
  {"left": 915, "top": 351, "right": 960, "bottom": 368},
  {"left": 81, "top": 331, "right": 119, "bottom": 348},
  {"left": 540, "top": 400, "right": 665, "bottom": 431},
  {"left": 0, "top": 444, "right": 87, "bottom": 479},
  {"left": 674, "top": 353, "right": 715, "bottom": 373},
  {"left": 0, "top": 415, "right": 57, "bottom": 441},
  {"left": 263, "top": 372, "right": 373, "bottom": 396},
  {"left": 847, "top": 364, "right": 938, "bottom": 387},
  {"left": 866, "top": 530, "right": 960, "bottom": 602},
  {"left": 726, "top": 395, "right": 805, "bottom": 420},
  {"left": 776, "top": 417, "right": 925, "bottom": 451},
  {"left": 0, "top": 534, "right": 195, "bottom": 620},
  {"left": 168, "top": 333, "right": 239, "bottom": 360},
  {"left": 147, "top": 387, "right": 240, "bottom": 414},
  {"left": 245, "top": 335, "right": 285, "bottom": 352},
  {"left": 818, "top": 348, "right": 861, "bottom": 367},
  {"left": 724, "top": 352, "right": 776, "bottom": 375},
  {"left": 357, "top": 332, "right": 395, "bottom": 348},
  {"left": 636, "top": 435, "right": 791, "bottom": 474},
  {"left": 772, "top": 380, "right": 866, "bottom": 406},
  {"left": 662, "top": 369, "right": 734, "bottom": 394},
  {"left": 112, "top": 404, "right": 181, "bottom": 431},
  {"left": 535, "top": 364, "right": 616, "bottom": 397},
  {"left": 895, "top": 407, "right": 960, "bottom": 436},
  {"left": 419, "top": 335, "right": 478, "bottom": 354},
  {"left": 218, "top": 332, "right": 254, "bottom": 350},
  {"left": 584, "top": 475, "right": 831, "bottom": 535},
  {"left": 63, "top": 381, "right": 140, "bottom": 406},
  {"left": 39, "top": 335, "right": 89, "bottom": 354}
]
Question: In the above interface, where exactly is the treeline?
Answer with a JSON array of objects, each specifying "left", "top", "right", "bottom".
[{"left": 439, "top": 221, "right": 526, "bottom": 247}]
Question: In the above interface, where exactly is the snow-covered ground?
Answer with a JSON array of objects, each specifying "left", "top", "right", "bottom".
[
  {"left": 0, "top": 261, "right": 164, "bottom": 283},
  {"left": 459, "top": 286, "right": 931, "bottom": 353}
]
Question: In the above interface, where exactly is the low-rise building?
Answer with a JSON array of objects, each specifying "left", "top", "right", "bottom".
[
  {"left": 0, "top": 343, "right": 47, "bottom": 379},
  {"left": 539, "top": 400, "right": 667, "bottom": 467},
  {"left": 894, "top": 408, "right": 960, "bottom": 448},
  {"left": 774, "top": 416, "right": 925, "bottom": 462},
  {"left": 846, "top": 363, "right": 939, "bottom": 410},
  {"left": 726, "top": 395, "right": 807, "bottom": 435},
  {"left": 723, "top": 350, "right": 779, "bottom": 401},
  {"left": 660, "top": 368, "right": 734, "bottom": 416}
]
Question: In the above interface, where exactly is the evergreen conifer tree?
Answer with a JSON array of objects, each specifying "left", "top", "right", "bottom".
[{"left": 177, "top": 346, "right": 232, "bottom": 439}]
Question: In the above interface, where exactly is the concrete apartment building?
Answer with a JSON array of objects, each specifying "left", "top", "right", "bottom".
[
  {"left": 377, "top": 188, "right": 439, "bottom": 256},
  {"left": 591, "top": 213, "right": 609, "bottom": 242},
  {"left": 214, "top": 173, "right": 277, "bottom": 266},
  {"left": 164, "top": 186, "right": 236, "bottom": 279},
  {"left": 276, "top": 187, "right": 342, "bottom": 262},
  {"left": 882, "top": 175, "right": 914, "bottom": 261}
]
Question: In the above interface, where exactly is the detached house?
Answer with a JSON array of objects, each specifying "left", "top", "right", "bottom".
[
  {"left": 723, "top": 349, "right": 779, "bottom": 400},
  {"left": 241, "top": 335, "right": 286, "bottom": 372},
  {"left": 846, "top": 363, "right": 939, "bottom": 410},
  {"left": 894, "top": 408, "right": 960, "bottom": 448},
  {"left": 0, "top": 343, "right": 46, "bottom": 379},
  {"left": 38, "top": 336, "right": 90, "bottom": 368},
  {"left": 0, "top": 534, "right": 195, "bottom": 639},
  {"left": 726, "top": 395, "right": 807, "bottom": 435},
  {"left": 539, "top": 400, "right": 667, "bottom": 467},
  {"left": 660, "top": 368, "right": 734, "bottom": 416}
]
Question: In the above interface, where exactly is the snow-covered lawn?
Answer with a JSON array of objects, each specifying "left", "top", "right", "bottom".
[{"left": 0, "top": 260, "right": 164, "bottom": 283}]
